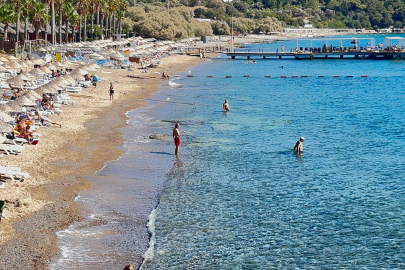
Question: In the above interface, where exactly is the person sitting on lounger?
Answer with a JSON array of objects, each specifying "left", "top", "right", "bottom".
[
  {"left": 41, "top": 95, "right": 54, "bottom": 110},
  {"left": 16, "top": 119, "right": 33, "bottom": 145}
]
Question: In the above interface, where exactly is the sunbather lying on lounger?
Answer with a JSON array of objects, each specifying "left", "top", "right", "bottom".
[{"left": 34, "top": 111, "right": 62, "bottom": 128}]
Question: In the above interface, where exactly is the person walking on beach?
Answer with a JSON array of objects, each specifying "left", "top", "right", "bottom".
[
  {"left": 294, "top": 137, "right": 305, "bottom": 155},
  {"left": 223, "top": 99, "right": 231, "bottom": 112},
  {"left": 109, "top": 83, "right": 114, "bottom": 100},
  {"left": 173, "top": 123, "right": 185, "bottom": 155}
]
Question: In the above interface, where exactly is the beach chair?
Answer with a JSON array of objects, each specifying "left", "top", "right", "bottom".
[
  {"left": 0, "top": 166, "right": 29, "bottom": 182},
  {"left": 0, "top": 200, "right": 5, "bottom": 223},
  {"left": 0, "top": 144, "right": 25, "bottom": 155}
]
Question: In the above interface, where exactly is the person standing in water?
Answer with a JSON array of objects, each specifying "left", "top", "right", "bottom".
[
  {"left": 223, "top": 99, "right": 231, "bottom": 112},
  {"left": 173, "top": 123, "right": 186, "bottom": 155},
  {"left": 294, "top": 137, "right": 305, "bottom": 154}
]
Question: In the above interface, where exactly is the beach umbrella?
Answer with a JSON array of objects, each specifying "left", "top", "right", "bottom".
[
  {"left": 0, "top": 57, "right": 8, "bottom": 62},
  {"left": 16, "top": 96, "right": 37, "bottom": 106},
  {"left": 52, "top": 77, "right": 69, "bottom": 87},
  {"left": 40, "top": 66, "right": 52, "bottom": 74},
  {"left": 84, "top": 65, "right": 97, "bottom": 72},
  {"left": 6, "top": 55, "right": 19, "bottom": 61},
  {"left": 88, "top": 53, "right": 105, "bottom": 60},
  {"left": 35, "top": 87, "right": 57, "bottom": 96},
  {"left": 33, "top": 58, "right": 46, "bottom": 65},
  {"left": 0, "top": 111, "right": 14, "bottom": 122},
  {"left": 1, "top": 101, "right": 21, "bottom": 112},
  {"left": 0, "top": 61, "right": 3, "bottom": 65},
  {"left": 24, "top": 60, "right": 34, "bottom": 66},
  {"left": 29, "top": 68, "right": 45, "bottom": 77},
  {"left": 44, "top": 83, "right": 62, "bottom": 91},
  {"left": 0, "top": 66, "right": 8, "bottom": 72},
  {"left": 69, "top": 72, "right": 85, "bottom": 81},
  {"left": 26, "top": 90, "right": 42, "bottom": 99},
  {"left": 62, "top": 75, "right": 76, "bottom": 84},
  {"left": 54, "top": 62, "right": 65, "bottom": 68},
  {"left": 46, "top": 63, "right": 57, "bottom": 70},
  {"left": 6, "top": 74, "right": 30, "bottom": 86},
  {"left": 73, "top": 67, "right": 88, "bottom": 75},
  {"left": 5, "top": 61, "right": 23, "bottom": 70},
  {"left": 0, "top": 120, "right": 12, "bottom": 133}
]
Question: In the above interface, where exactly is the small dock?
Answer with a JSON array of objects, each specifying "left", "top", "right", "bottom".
[
  {"left": 227, "top": 37, "right": 405, "bottom": 60},
  {"left": 227, "top": 50, "right": 405, "bottom": 60}
]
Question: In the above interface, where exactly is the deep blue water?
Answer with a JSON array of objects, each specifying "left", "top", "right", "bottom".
[
  {"left": 140, "top": 36, "right": 405, "bottom": 269},
  {"left": 50, "top": 34, "right": 405, "bottom": 269}
]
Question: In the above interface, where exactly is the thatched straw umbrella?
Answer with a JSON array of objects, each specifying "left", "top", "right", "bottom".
[
  {"left": 72, "top": 67, "right": 88, "bottom": 75},
  {"left": 16, "top": 96, "right": 37, "bottom": 106},
  {"left": 32, "top": 58, "right": 46, "bottom": 66},
  {"left": 1, "top": 101, "right": 22, "bottom": 112},
  {"left": 0, "top": 111, "right": 15, "bottom": 122},
  {"left": 0, "top": 66, "right": 8, "bottom": 72},
  {"left": 46, "top": 63, "right": 57, "bottom": 71},
  {"left": 29, "top": 68, "right": 45, "bottom": 77},
  {"left": 6, "top": 74, "right": 29, "bottom": 86},
  {"left": 40, "top": 66, "right": 52, "bottom": 74},
  {"left": 69, "top": 72, "right": 85, "bottom": 81},
  {"left": 26, "top": 90, "right": 42, "bottom": 99},
  {"left": 62, "top": 75, "right": 76, "bottom": 84},
  {"left": 0, "top": 57, "right": 8, "bottom": 62},
  {"left": 6, "top": 55, "right": 19, "bottom": 61},
  {"left": 0, "top": 120, "right": 12, "bottom": 133}
]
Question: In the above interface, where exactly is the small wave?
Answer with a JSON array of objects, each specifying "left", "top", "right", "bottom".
[
  {"left": 139, "top": 208, "right": 157, "bottom": 269},
  {"left": 168, "top": 80, "right": 182, "bottom": 88}
]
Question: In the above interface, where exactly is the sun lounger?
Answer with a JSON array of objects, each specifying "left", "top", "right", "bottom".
[
  {"left": 0, "top": 200, "right": 5, "bottom": 222},
  {"left": 0, "top": 144, "right": 25, "bottom": 155},
  {"left": 0, "top": 166, "right": 29, "bottom": 182},
  {"left": 65, "top": 86, "right": 83, "bottom": 92}
]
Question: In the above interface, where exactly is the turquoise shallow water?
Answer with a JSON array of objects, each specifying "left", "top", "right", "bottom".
[
  {"left": 140, "top": 37, "right": 405, "bottom": 269},
  {"left": 50, "top": 34, "right": 405, "bottom": 269}
]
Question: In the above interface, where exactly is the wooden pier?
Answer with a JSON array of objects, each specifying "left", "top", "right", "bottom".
[
  {"left": 227, "top": 50, "right": 405, "bottom": 60},
  {"left": 227, "top": 37, "right": 405, "bottom": 60}
]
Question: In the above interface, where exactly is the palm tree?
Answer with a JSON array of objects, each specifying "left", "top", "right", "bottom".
[
  {"left": 8, "top": 0, "right": 23, "bottom": 54},
  {"left": 55, "top": 0, "right": 65, "bottom": 43},
  {"left": 0, "top": 4, "right": 15, "bottom": 42},
  {"left": 63, "top": 1, "right": 75, "bottom": 43},
  {"left": 29, "top": 2, "right": 48, "bottom": 40},
  {"left": 70, "top": 10, "right": 80, "bottom": 42},
  {"left": 116, "top": 0, "right": 127, "bottom": 35},
  {"left": 22, "top": 0, "right": 34, "bottom": 45}
]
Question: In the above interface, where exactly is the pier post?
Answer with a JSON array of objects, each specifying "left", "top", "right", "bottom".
[
  {"left": 355, "top": 55, "right": 359, "bottom": 59},
  {"left": 247, "top": 56, "right": 250, "bottom": 60},
  {"left": 231, "top": 56, "right": 235, "bottom": 59},
  {"left": 279, "top": 55, "right": 282, "bottom": 59},
  {"left": 263, "top": 56, "right": 266, "bottom": 59},
  {"left": 340, "top": 55, "right": 343, "bottom": 59}
]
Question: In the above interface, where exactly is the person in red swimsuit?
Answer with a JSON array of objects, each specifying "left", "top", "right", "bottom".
[{"left": 173, "top": 123, "right": 185, "bottom": 155}]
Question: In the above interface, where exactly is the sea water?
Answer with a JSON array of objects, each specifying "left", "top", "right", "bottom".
[{"left": 51, "top": 34, "right": 405, "bottom": 269}]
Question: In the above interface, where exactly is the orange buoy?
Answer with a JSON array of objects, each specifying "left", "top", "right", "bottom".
[
  {"left": 333, "top": 75, "right": 340, "bottom": 78},
  {"left": 225, "top": 76, "right": 232, "bottom": 78},
  {"left": 347, "top": 75, "right": 353, "bottom": 77},
  {"left": 280, "top": 76, "right": 287, "bottom": 78},
  {"left": 361, "top": 75, "right": 368, "bottom": 77},
  {"left": 243, "top": 75, "right": 250, "bottom": 77},
  {"left": 301, "top": 75, "right": 308, "bottom": 77},
  {"left": 265, "top": 75, "right": 271, "bottom": 78},
  {"left": 292, "top": 75, "right": 299, "bottom": 78},
  {"left": 207, "top": 76, "right": 213, "bottom": 78}
]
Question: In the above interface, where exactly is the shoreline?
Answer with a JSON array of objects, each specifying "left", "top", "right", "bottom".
[{"left": 0, "top": 53, "right": 201, "bottom": 269}]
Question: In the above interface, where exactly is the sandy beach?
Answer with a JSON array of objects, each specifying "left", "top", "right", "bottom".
[{"left": 0, "top": 52, "right": 201, "bottom": 269}]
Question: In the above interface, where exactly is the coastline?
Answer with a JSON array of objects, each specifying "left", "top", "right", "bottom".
[{"left": 0, "top": 53, "right": 201, "bottom": 269}]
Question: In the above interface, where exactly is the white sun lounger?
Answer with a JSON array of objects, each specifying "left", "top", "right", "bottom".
[
  {"left": 0, "top": 166, "right": 29, "bottom": 182},
  {"left": 0, "top": 144, "right": 25, "bottom": 155}
]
